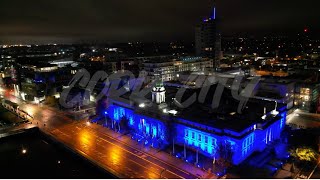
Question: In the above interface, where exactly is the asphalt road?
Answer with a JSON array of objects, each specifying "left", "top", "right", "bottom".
[
  {"left": 51, "top": 122, "right": 199, "bottom": 179},
  {"left": 1, "top": 90, "right": 201, "bottom": 179}
]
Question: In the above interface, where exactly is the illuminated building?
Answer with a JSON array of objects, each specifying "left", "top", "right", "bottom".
[
  {"left": 15, "top": 61, "right": 77, "bottom": 104},
  {"left": 251, "top": 69, "right": 320, "bottom": 114},
  {"left": 143, "top": 56, "right": 213, "bottom": 82},
  {"left": 195, "top": 4, "right": 221, "bottom": 69},
  {"left": 104, "top": 82, "right": 287, "bottom": 165},
  {"left": 16, "top": 63, "right": 58, "bottom": 102},
  {"left": 152, "top": 77, "right": 166, "bottom": 104},
  {"left": 294, "top": 83, "right": 320, "bottom": 113},
  {"left": 253, "top": 78, "right": 295, "bottom": 111},
  {"left": 48, "top": 58, "right": 77, "bottom": 68},
  {"left": 0, "top": 56, "right": 18, "bottom": 90}
]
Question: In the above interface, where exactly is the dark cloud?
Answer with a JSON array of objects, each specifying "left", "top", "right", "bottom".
[{"left": 0, "top": 0, "right": 319, "bottom": 43}]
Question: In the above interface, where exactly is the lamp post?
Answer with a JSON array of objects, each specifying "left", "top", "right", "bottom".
[
  {"left": 184, "top": 142, "right": 187, "bottom": 159},
  {"left": 172, "top": 138, "right": 175, "bottom": 155},
  {"left": 212, "top": 153, "right": 216, "bottom": 172},
  {"left": 104, "top": 112, "right": 108, "bottom": 127},
  {"left": 196, "top": 149, "right": 199, "bottom": 165}
]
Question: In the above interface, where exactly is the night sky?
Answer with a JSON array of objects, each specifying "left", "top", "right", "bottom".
[{"left": 0, "top": 0, "right": 319, "bottom": 44}]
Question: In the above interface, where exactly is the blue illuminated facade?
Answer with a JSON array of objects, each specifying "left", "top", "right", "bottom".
[
  {"left": 106, "top": 103, "right": 287, "bottom": 165},
  {"left": 106, "top": 104, "right": 169, "bottom": 148}
]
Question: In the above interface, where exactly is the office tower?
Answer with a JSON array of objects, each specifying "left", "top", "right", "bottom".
[{"left": 195, "top": 4, "right": 221, "bottom": 69}]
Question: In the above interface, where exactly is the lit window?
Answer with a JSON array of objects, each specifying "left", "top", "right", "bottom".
[{"left": 242, "top": 134, "right": 254, "bottom": 157}]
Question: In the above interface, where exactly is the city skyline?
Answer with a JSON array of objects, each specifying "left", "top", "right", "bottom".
[
  {"left": 1, "top": 0, "right": 320, "bottom": 179},
  {"left": 1, "top": 0, "right": 319, "bottom": 44}
]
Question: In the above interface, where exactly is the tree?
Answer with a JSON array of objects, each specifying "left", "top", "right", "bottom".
[
  {"left": 290, "top": 147, "right": 319, "bottom": 162},
  {"left": 290, "top": 146, "right": 319, "bottom": 172}
]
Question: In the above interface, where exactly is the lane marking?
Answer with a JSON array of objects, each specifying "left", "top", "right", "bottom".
[
  {"left": 52, "top": 127, "right": 184, "bottom": 179},
  {"left": 92, "top": 125, "right": 197, "bottom": 178}
]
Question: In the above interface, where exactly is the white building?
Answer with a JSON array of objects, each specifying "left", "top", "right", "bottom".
[{"left": 143, "top": 56, "right": 213, "bottom": 82}]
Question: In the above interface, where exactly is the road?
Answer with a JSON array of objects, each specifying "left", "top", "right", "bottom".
[
  {"left": 294, "top": 159, "right": 320, "bottom": 179},
  {"left": 0, "top": 88, "right": 208, "bottom": 179},
  {"left": 310, "top": 164, "right": 320, "bottom": 179},
  {"left": 51, "top": 122, "right": 199, "bottom": 178}
]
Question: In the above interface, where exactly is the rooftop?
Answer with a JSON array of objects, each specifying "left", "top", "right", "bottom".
[
  {"left": 171, "top": 85, "right": 284, "bottom": 133},
  {"left": 112, "top": 83, "right": 285, "bottom": 134}
]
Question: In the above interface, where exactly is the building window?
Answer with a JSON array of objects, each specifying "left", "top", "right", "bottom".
[
  {"left": 212, "top": 138, "right": 217, "bottom": 147},
  {"left": 198, "top": 134, "right": 201, "bottom": 142},
  {"left": 242, "top": 134, "right": 254, "bottom": 157},
  {"left": 192, "top": 132, "right": 195, "bottom": 139},
  {"left": 205, "top": 136, "right": 208, "bottom": 143}
]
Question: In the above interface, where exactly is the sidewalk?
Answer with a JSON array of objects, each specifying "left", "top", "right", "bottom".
[{"left": 87, "top": 122, "right": 217, "bottom": 179}]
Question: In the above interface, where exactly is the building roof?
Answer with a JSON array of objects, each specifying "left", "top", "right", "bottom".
[
  {"left": 111, "top": 82, "right": 286, "bottom": 134},
  {"left": 172, "top": 85, "right": 284, "bottom": 133},
  {"left": 287, "top": 110, "right": 320, "bottom": 129}
]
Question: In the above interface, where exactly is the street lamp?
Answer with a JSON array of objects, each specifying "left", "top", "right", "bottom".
[
  {"left": 86, "top": 121, "right": 91, "bottom": 126},
  {"left": 196, "top": 149, "right": 199, "bottom": 165},
  {"left": 172, "top": 138, "right": 175, "bottom": 155},
  {"left": 104, "top": 111, "right": 108, "bottom": 127},
  {"left": 22, "top": 149, "right": 27, "bottom": 154},
  {"left": 184, "top": 142, "right": 187, "bottom": 159}
]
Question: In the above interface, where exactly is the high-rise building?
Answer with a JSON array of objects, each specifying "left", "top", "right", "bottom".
[{"left": 195, "top": 4, "right": 221, "bottom": 69}]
